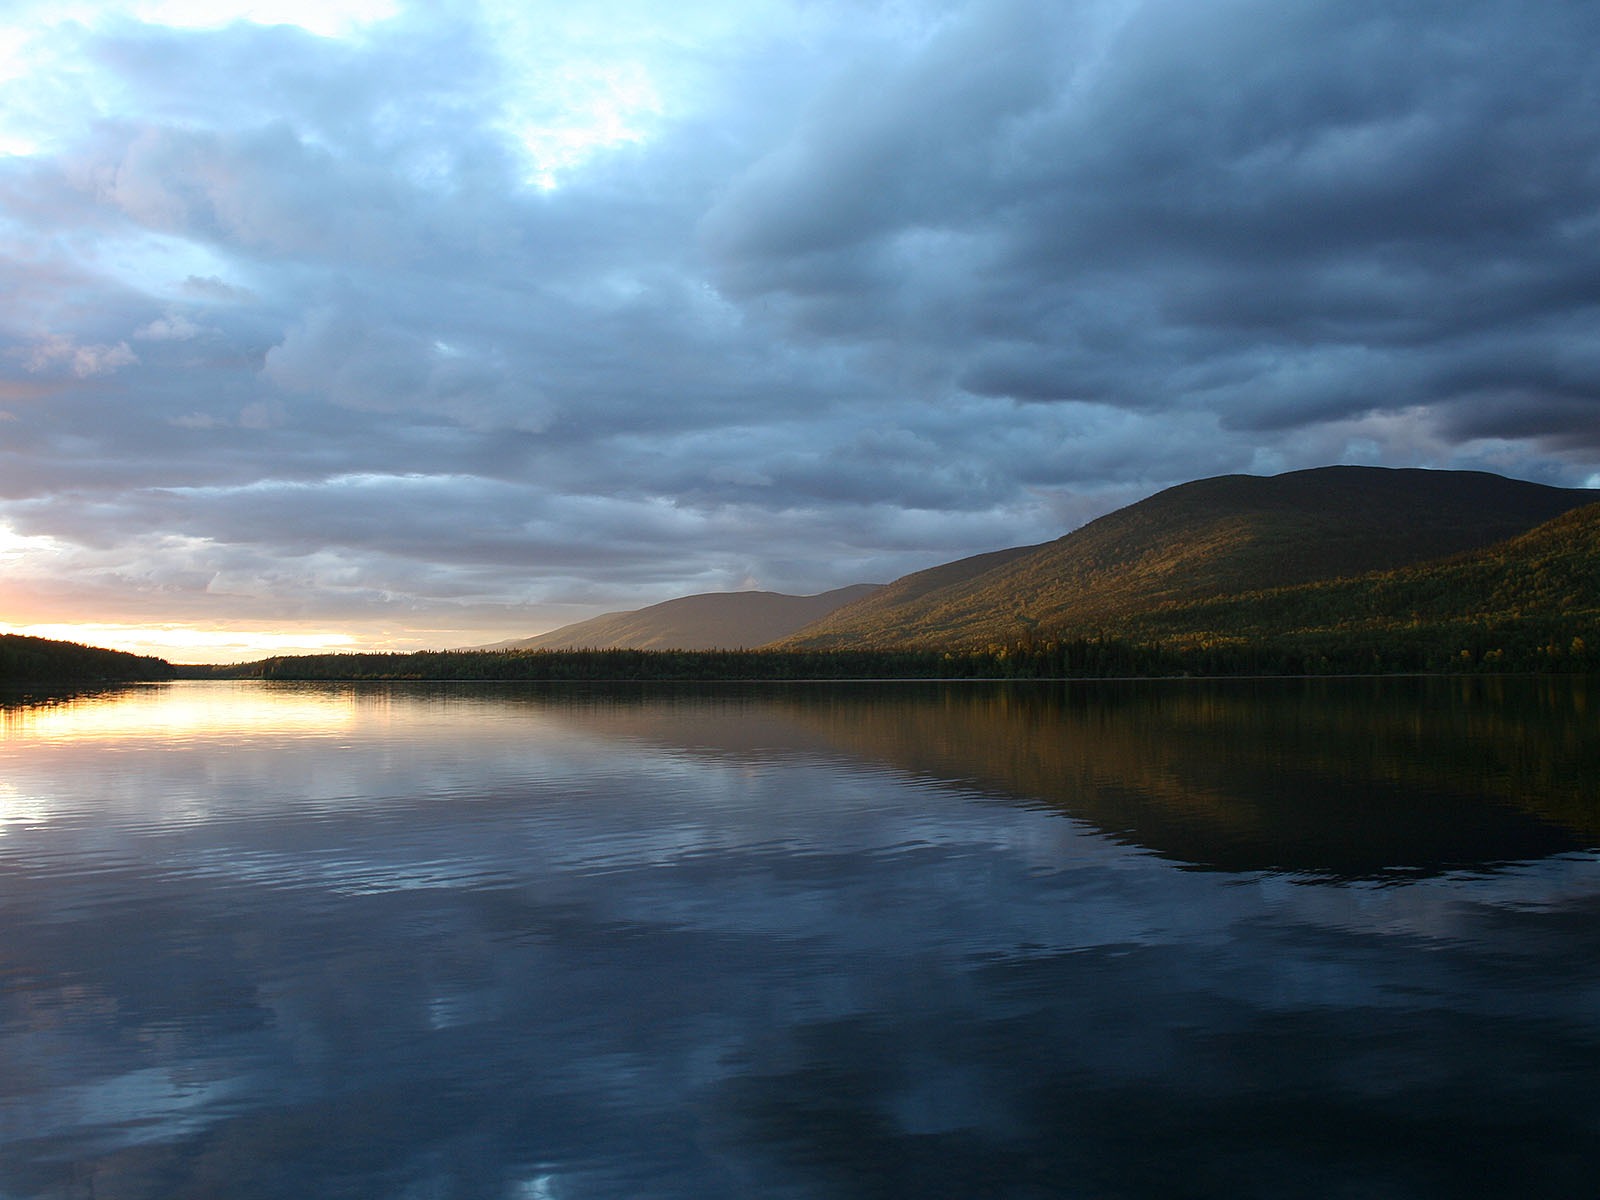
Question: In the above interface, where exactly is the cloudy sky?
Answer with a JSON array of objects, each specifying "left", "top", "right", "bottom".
[{"left": 2, "top": 0, "right": 1597, "bottom": 661}]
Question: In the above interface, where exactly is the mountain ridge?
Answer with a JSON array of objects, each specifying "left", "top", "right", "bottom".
[
  {"left": 482, "top": 584, "right": 883, "bottom": 652},
  {"left": 774, "top": 466, "right": 1596, "bottom": 650}
]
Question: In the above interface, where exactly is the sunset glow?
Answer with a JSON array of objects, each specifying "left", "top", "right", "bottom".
[
  {"left": 0, "top": 623, "right": 357, "bottom": 663},
  {"left": 0, "top": 681, "right": 363, "bottom": 752}
]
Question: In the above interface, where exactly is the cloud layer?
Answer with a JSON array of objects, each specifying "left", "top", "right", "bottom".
[{"left": 2, "top": 0, "right": 1597, "bottom": 655}]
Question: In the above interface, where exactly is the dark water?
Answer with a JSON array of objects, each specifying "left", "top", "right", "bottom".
[{"left": 1, "top": 677, "right": 1597, "bottom": 1199}]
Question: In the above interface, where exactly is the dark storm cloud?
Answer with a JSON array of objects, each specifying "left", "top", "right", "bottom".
[
  {"left": 705, "top": 0, "right": 1600, "bottom": 438},
  {"left": 1, "top": 0, "right": 1596, "bottom": 651}
]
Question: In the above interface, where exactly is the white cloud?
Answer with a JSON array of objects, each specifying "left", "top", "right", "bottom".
[
  {"left": 16, "top": 334, "right": 139, "bottom": 378},
  {"left": 135, "top": 311, "right": 203, "bottom": 340},
  {"left": 170, "top": 411, "right": 224, "bottom": 429},
  {"left": 502, "top": 58, "right": 664, "bottom": 191}
]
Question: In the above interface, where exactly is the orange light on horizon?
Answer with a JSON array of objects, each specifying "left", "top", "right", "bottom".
[
  {"left": 0, "top": 622, "right": 361, "bottom": 664},
  {"left": 0, "top": 682, "right": 362, "bottom": 745}
]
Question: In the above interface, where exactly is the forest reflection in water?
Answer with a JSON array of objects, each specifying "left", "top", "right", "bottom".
[
  {"left": 520, "top": 673, "right": 1600, "bottom": 878},
  {"left": 0, "top": 677, "right": 1597, "bottom": 1199}
]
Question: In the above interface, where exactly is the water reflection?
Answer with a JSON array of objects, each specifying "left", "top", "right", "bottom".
[
  {"left": 0, "top": 679, "right": 1597, "bottom": 1198},
  {"left": 443, "top": 676, "right": 1600, "bottom": 878}
]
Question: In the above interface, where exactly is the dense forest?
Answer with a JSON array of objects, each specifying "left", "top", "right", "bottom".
[
  {"left": 9, "top": 622, "right": 1593, "bottom": 689},
  {"left": 188, "top": 627, "right": 1596, "bottom": 682},
  {"left": 0, "top": 634, "right": 176, "bottom": 684},
  {"left": 1119, "top": 501, "right": 1600, "bottom": 667}
]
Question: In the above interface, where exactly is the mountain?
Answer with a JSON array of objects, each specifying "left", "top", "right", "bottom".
[
  {"left": 807, "top": 542, "right": 1045, "bottom": 622},
  {"left": 485, "top": 584, "right": 884, "bottom": 651},
  {"left": 1126, "top": 499, "right": 1600, "bottom": 656},
  {"left": 776, "top": 467, "right": 1595, "bottom": 650}
]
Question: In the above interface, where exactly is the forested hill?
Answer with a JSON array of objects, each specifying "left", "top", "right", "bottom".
[
  {"left": 481, "top": 584, "right": 883, "bottom": 651},
  {"left": 775, "top": 467, "right": 1595, "bottom": 650},
  {"left": 0, "top": 635, "right": 176, "bottom": 684},
  {"left": 198, "top": 502, "right": 1599, "bottom": 681},
  {"left": 1121, "top": 500, "right": 1600, "bottom": 668}
]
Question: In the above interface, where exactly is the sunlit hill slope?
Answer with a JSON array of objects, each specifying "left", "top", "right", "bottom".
[
  {"left": 775, "top": 467, "right": 1596, "bottom": 650},
  {"left": 1124, "top": 500, "right": 1600, "bottom": 659},
  {"left": 483, "top": 584, "right": 883, "bottom": 652}
]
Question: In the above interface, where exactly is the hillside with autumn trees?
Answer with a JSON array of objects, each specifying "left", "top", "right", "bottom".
[{"left": 776, "top": 466, "right": 1594, "bottom": 651}]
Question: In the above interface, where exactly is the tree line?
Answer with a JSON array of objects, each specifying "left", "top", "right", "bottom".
[
  {"left": 186, "top": 621, "right": 1596, "bottom": 682},
  {"left": 0, "top": 634, "right": 176, "bottom": 684}
]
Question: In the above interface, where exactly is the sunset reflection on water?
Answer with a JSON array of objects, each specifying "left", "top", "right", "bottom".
[{"left": 1, "top": 682, "right": 360, "bottom": 743}]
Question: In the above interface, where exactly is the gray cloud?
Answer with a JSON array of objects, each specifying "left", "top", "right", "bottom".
[
  {"left": 1, "top": 0, "right": 1597, "bottom": 654},
  {"left": 705, "top": 0, "right": 1600, "bottom": 432}
]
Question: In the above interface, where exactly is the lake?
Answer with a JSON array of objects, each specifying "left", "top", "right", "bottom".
[{"left": 1, "top": 677, "right": 1597, "bottom": 1198}]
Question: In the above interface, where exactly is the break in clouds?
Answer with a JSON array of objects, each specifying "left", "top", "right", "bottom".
[{"left": 1, "top": 0, "right": 1597, "bottom": 650}]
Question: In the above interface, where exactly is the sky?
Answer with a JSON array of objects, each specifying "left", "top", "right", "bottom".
[{"left": 1, "top": 0, "right": 1598, "bottom": 662}]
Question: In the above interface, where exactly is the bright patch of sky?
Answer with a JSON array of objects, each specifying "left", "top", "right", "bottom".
[
  {"left": 0, "top": 1, "right": 701, "bottom": 184},
  {"left": 0, "top": 1, "right": 393, "bottom": 156},
  {"left": 134, "top": 0, "right": 398, "bottom": 37},
  {"left": 0, "top": 30, "right": 30, "bottom": 155},
  {"left": 504, "top": 59, "right": 662, "bottom": 191},
  {"left": 0, "top": 522, "right": 65, "bottom": 563},
  {"left": 480, "top": 0, "right": 817, "bottom": 187},
  {"left": 481, "top": 3, "right": 703, "bottom": 190},
  {"left": 0, "top": 20, "right": 78, "bottom": 157},
  {"left": 93, "top": 235, "right": 245, "bottom": 303},
  {"left": 0, "top": 621, "right": 357, "bottom": 660}
]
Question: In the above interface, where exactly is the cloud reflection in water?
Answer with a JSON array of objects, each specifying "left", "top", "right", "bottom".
[{"left": 0, "top": 679, "right": 1596, "bottom": 1198}]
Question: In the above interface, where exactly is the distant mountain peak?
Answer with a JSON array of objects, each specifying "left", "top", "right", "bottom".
[{"left": 479, "top": 584, "right": 884, "bottom": 652}]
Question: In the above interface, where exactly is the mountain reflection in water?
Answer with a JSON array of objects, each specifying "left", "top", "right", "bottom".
[
  {"left": 0, "top": 677, "right": 1596, "bottom": 1199},
  {"left": 461, "top": 674, "right": 1594, "bottom": 878}
]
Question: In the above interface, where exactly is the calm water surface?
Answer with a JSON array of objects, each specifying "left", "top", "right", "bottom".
[{"left": 1, "top": 678, "right": 1597, "bottom": 1198}]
